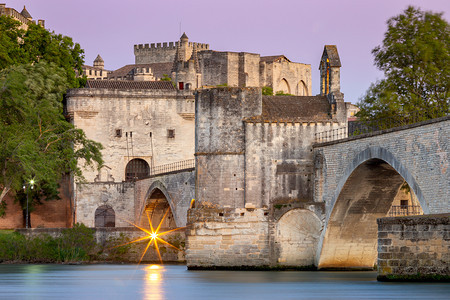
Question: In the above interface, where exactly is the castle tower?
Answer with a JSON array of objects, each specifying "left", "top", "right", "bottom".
[
  {"left": 319, "top": 45, "right": 346, "bottom": 123},
  {"left": 20, "top": 5, "right": 32, "bottom": 21},
  {"left": 171, "top": 34, "right": 202, "bottom": 90},
  {"left": 93, "top": 55, "right": 105, "bottom": 69},
  {"left": 319, "top": 45, "right": 341, "bottom": 96}
]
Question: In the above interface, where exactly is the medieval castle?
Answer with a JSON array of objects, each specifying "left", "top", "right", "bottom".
[{"left": 3, "top": 5, "right": 437, "bottom": 271}]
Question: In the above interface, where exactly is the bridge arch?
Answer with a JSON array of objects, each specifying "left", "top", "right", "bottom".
[
  {"left": 318, "top": 146, "right": 426, "bottom": 269},
  {"left": 275, "top": 208, "right": 322, "bottom": 266},
  {"left": 140, "top": 181, "right": 178, "bottom": 229}
]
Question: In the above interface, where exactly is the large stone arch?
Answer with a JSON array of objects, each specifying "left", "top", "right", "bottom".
[
  {"left": 140, "top": 181, "right": 178, "bottom": 228},
  {"left": 275, "top": 209, "right": 322, "bottom": 266},
  {"left": 317, "top": 146, "right": 426, "bottom": 269}
]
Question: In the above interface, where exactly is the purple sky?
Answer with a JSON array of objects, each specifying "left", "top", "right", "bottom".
[{"left": 5, "top": 0, "right": 450, "bottom": 103}]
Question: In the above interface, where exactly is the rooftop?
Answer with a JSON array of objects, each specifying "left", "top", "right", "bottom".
[
  {"left": 247, "top": 96, "right": 332, "bottom": 122},
  {"left": 85, "top": 80, "right": 175, "bottom": 90}
]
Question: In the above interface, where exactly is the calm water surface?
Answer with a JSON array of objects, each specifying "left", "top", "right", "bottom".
[{"left": 0, "top": 264, "right": 448, "bottom": 299}]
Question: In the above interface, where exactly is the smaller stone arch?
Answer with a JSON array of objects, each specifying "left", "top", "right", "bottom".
[
  {"left": 94, "top": 205, "right": 115, "bottom": 227},
  {"left": 296, "top": 80, "right": 308, "bottom": 96},
  {"left": 278, "top": 78, "right": 291, "bottom": 94},
  {"left": 140, "top": 181, "right": 180, "bottom": 228},
  {"left": 275, "top": 209, "right": 322, "bottom": 266},
  {"left": 125, "top": 158, "right": 150, "bottom": 181}
]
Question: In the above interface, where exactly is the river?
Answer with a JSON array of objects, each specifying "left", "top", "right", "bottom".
[{"left": 0, "top": 264, "right": 448, "bottom": 299}]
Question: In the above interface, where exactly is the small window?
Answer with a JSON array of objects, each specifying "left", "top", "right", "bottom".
[
  {"left": 95, "top": 205, "right": 115, "bottom": 227},
  {"left": 179, "top": 82, "right": 184, "bottom": 90},
  {"left": 89, "top": 70, "right": 92, "bottom": 75},
  {"left": 167, "top": 129, "right": 175, "bottom": 138},
  {"left": 400, "top": 200, "right": 408, "bottom": 208},
  {"left": 115, "top": 129, "right": 122, "bottom": 137}
]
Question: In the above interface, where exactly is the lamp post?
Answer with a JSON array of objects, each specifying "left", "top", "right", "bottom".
[{"left": 22, "top": 179, "right": 35, "bottom": 229}]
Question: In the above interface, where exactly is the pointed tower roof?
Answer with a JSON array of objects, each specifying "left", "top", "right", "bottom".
[
  {"left": 20, "top": 5, "right": 32, "bottom": 19},
  {"left": 180, "top": 32, "right": 188, "bottom": 40},
  {"left": 321, "top": 45, "right": 341, "bottom": 67},
  {"left": 94, "top": 54, "right": 104, "bottom": 63}
]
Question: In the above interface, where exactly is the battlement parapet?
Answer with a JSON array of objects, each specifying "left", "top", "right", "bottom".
[{"left": 134, "top": 41, "right": 209, "bottom": 51}]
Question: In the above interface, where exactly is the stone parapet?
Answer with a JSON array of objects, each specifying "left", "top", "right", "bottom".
[
  {"left": 186, "top": 208, "right": 271, "bottom": 269},
  {"left": 377, "top": 214, "right": 450, "bottom": 281}
]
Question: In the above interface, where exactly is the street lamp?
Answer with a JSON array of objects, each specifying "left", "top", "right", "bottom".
[{"left": 22, "top": 179, "right": 35, "bottom": 229}]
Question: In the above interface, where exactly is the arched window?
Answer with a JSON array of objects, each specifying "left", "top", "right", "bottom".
[
  {"left": 297, "top": 80, "right": 308, "bottom": 96},
  {"left": 278, "top": 78, "right": 291, "bottom": 94},
  {"left": 95, "top": 205, "right": 115, "bottom": 227},
  {"left": 125, "top": 158, "right": 150, "bottom": 181}
]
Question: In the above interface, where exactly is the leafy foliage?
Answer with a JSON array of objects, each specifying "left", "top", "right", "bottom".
[
  {"left": 0, "top": 62, "right": 103, "bottom": 209},
  {"left": 262, "top": 86, "right": 273, "bottom": 96},
  {"left": 0, "top": 16, "right": 85, "bottom": 88},
  {"left": 275, "top": 91, "right": 294, "bottom": 96},
  {"left": 0, "top": 224, "right": 97, "bottom": 263},
  {"left": 357, "top": 6, "right": 450, "bottom": 122},
  {"left": 0, "top": 16, "right": 101, "bottom": 215},
  {"left": 160, "top": 74, "right": 172, "bottom": 81}
]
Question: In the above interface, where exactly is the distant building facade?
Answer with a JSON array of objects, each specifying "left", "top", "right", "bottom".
[{"left": 0, "top": 3, "right": 45, "bottom": 29}]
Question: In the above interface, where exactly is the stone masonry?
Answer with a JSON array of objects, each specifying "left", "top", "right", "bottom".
[
  {"left": 377, "top": 214, "right": 449, "bottom": 281},
  {"left": 315, "top": 116, "right": 450, "bottom": 269}
]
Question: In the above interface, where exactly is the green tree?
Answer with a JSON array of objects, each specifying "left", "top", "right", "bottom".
[
  {"left": 0, "top": 16, "right": 85, "bottom": 88},
  {"left": 262, "top": 86, "right": 273, "bottom": 96},
  {"left": 0, "top": 62, "right": 103, "bottom": 214},
  {"left": 357, "top": 6, "right": 449, "bottom": 122}
]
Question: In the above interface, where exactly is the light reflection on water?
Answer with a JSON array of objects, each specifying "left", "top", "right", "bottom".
[
  {"left": 0, "top": 264, "right": 448, "bottom": 300},
  {"left": 144, "top": 265, "right": 163, "bottom": 300}
]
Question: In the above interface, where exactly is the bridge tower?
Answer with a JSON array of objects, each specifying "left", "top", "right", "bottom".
[{"left": 319, "top": 45, "right": 346, "bottom": 123}]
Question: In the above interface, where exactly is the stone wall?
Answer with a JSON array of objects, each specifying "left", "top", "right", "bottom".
[
  {"left": 75, "top": 182, "right": 135, "bottom": 227},
  {"left": 17, "top": 227, "right": 186, "bottom": 263},
  {"left": 186, "top": 208, "right": 271, "bottom": 269},
  {"left": 134, "top": 41, "right": 209, "bottom": 64},
  {"left": 195, "top": 87, "right": 261, "bottom": 208},
  {"left": 245, "top": 121, "right": 342, "bottom": 209},
  {"left": 377, "top": 214, "right": 449, "bottom": 281},
  {"left": 66, "top": 88, "right": 195, "bottom": 182},
  {"left": 271, "top": 62, "right": 311, "bottom": 96}
]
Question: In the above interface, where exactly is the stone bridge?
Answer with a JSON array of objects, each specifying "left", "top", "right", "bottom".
[
  {"left": 134, "top": 160, "right": 195, "bottom": 228},
  {"left": 313, "top": 116, "right": 449, "bottom": 269}
]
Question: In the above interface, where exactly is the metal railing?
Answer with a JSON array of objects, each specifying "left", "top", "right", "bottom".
[
  {"left": 315, "top": 110, "right": 448, "bottom": 143},
  {"left": 388, "top": 205, "right": 423, "bottom": 217},
  {"left": 314, "top": 127, "right": 348, "bottom": 143},
  {"left": 150, "top": 159, "right": 195, "bottom": 176}
]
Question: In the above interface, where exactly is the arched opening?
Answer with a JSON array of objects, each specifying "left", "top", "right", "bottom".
[
  {"left": 296, "top": 80, "right": 308, "bottom": 96},
  {"left": 140, "top": 188, "right": 177, "bottom": 230},
  {"left": 275, "top": 209, "right": 321, "bottom": 266},
  {"left": 94, "top": 205, "right": 115, "bottom": 227},
  {"left": 277, "top": 78, "right": 291, "bottom": 94},
  {"left": 125, "top": 158, "right": 150, "bottom": 181},
  {"left": 318, "top": 158, "right": 423, "bottom": 269}
]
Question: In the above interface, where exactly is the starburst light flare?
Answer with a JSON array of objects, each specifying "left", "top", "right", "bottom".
[{"left": 113, "top": 208, "right": 185, "bottom": 264}]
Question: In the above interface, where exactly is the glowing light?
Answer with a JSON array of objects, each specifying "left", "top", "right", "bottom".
[
  {"left": 149, "top": 265, "right": 160, "bottom": 270},
  {"left": 113, "top": 208, "right": 185, "bottom": 264}
]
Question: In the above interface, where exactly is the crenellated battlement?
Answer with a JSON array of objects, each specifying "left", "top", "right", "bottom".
[
  {"left": 134, "top": 42, "right": 209, "bottom": 51},
  {"left": 134, "top": 39, "right": 210, "bottom": 64}
]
